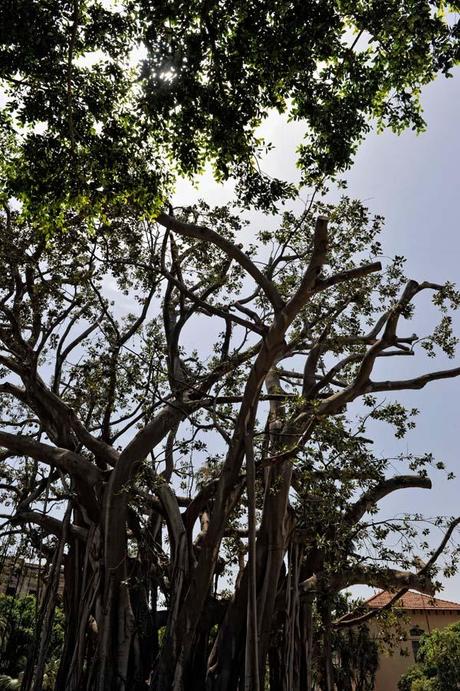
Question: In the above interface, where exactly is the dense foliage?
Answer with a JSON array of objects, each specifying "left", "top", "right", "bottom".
[
  {"left": 0, "top": 594, "right": 63, "bottom": 684},
  {"left": 0, "top": 1, "right": 459, "bottom": 219}
]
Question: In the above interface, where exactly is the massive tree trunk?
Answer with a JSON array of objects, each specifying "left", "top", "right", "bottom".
[
  {"left": 53, "top": 514, "right": 156, "bottom": 691},
  {"left": 206, "top": 464, "right": 295, "bottom": 690}
]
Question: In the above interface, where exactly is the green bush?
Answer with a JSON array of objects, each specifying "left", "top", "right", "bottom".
[
  {"left": 0, "top": 595, "right": 63, "bottom": 679},
  {"left": 398, "top": 622, "right": 460, "bottom": 691}
]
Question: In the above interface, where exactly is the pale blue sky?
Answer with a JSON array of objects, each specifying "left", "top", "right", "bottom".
[
  {"left": 344, "top": 72, "right": 460, "bottom": 601},
  {"left": 174, "top": 69, "right": 460, "bottom": 601}
]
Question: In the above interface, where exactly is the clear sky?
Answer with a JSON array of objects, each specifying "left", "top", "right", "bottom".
[
  {"left": 339, "top": 71, "right": 460, "bottom": 601},
  {"left": 344, "top": 71, "right": 460, "bottom": 601},
  {"left": 174, "top": 68, "right": 460, "bottom": 601}
]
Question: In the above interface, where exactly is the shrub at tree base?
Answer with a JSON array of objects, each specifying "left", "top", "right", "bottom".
[{"left": 0, "top": 595, "right": 63, "bottom": 688}]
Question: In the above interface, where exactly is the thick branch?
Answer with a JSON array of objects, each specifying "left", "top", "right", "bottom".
[
  {"left": 284, "top": 216, "right": 329, "bottom": 318},
  {"left": 119, "top": 400, "right": 195, "bottom": 466},
  {"left": 11, "top": 510, "right": 87, "bottom": 541},
  {"left": 368, "top": 367, "right": 460, "bottom": 393},
  {"left": 314, "top": 261, "right": 382, "bottom": 292},
  {"left": 344, "top": 475, "right": 432, "bottom": 526},
  {"left": 0, "top": 431, "right": 101, "bottom": 485},
  {"left": 301, "top": 566, "right": 435, "bottom": 598}
]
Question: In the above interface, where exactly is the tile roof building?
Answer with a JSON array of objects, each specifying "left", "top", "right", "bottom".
[
  {"left": 366, "top": 589, "right": 460, "bottom": 612},
  {"left": 351, "top": 590, "right": 460, "bottom": 690}
]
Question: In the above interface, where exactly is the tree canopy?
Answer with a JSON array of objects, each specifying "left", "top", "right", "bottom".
[
  {"left": 0, "top": 1, "right": 459, "bottom": 220},
  {"left": 0, "top": 2, "right": 460, "bottom": 690}
]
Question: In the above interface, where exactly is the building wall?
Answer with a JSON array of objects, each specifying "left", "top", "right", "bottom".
[
  {"left": 371, "top": 610, "right": 460, "bottom": 691},
  {"left": 0, "top": 557, "right": 64, "bottom": 600}
]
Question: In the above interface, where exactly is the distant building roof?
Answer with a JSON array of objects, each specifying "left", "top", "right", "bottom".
[{"left": 366, "top": 590, "right": 460, "bottom": 612}]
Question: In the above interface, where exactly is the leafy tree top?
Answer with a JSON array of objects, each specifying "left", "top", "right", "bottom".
[{"left": 0, "top": 1, "right": 459, "bottom": 221}]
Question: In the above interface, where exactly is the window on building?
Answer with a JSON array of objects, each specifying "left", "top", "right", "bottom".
[{"left": 410, "top": 625, "right": 425, "bottom": 659}]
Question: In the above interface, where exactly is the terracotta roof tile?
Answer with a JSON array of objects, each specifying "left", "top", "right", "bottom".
[{"left": 365, "top": 590, "right": 460, "bottom": 611}]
